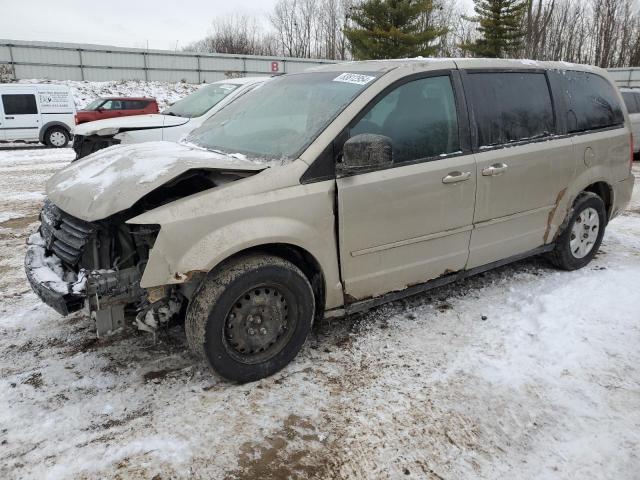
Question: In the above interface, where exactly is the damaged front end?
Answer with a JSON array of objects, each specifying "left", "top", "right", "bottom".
[{"left": 25, "top": 199, "right": 173, "bottom": 337}]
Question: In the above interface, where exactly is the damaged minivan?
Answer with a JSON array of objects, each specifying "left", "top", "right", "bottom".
[{"left": 26, "top": 59, "right": 635, "bottom": 383}]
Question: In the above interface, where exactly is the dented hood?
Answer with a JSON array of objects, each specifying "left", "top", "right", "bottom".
[{"left": 46, "top": 141, "right": 265, "bottom": 221}]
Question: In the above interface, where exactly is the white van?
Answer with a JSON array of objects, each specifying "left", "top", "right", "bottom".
[
  {"left": 72, "top": 77, "right": 269, "bottom": 159},
  {"left": 0, "top": 84, "right": 76, "bottom": 147}
]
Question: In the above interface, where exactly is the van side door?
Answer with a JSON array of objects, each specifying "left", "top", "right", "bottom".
[
  {"left": 462, "top": 70, "right": 576, "bottom": 268},
  {"left": 1, "top": 91, "right": 40, "bottom": 141},
  {"left": 336, "top": 72, "right": 476, "bottom": 301}
]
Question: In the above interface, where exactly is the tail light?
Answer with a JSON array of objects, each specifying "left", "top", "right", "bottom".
[{"left": 74, "top": 115, "right": 78, "bottom": 125}]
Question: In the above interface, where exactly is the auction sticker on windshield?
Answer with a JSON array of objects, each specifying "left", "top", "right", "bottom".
[{"left": 333, "top": 73, "right": 376, "bottom": 85}]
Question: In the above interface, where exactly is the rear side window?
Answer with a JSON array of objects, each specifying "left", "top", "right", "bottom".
[
  {"left": 622, "top": 91, "right": 640, "bottom": 114},
  {"left": 2, "top": 94, "right": 38, "bottom": 115},
  {"left": 350, "top": 75, "right": 460, "bottom": 163},
  {"left": 124, "top": 100, "right": 147, "bottom": 109},
  {"left": 465, "top": 72, "right": 554, "bottom": 148},
  {"left": 562, "top": 71, "right": 624, "bottom": 132}
]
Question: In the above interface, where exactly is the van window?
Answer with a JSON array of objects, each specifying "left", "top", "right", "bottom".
[
  {"left": 562, "top": 71, "right": 624, "bottom": 132},
  {"left": 465, "top": 72, "right": 554, "bottom": 148},
  {"left": 2, "top": 94, "right": 38, "bottom": 115},
  {"left": 622, "top": 91, "right": 640, "bottom": 114},
  {"left": 350, "top": 76, "right": 460, "bottom": 163},
  {"left": 102, "top": 100, "right": 124, "bottom": 110},
  {"left": 125, "top": 101, "right": 147, "bottom": 110}
]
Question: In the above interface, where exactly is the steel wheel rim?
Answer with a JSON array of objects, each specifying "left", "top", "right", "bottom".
[
  {"left": 569, "top": 207, "right": 600, "bottom": 259},
  {"left": 222, "top": 284, "right": 295, "bottom": 364},
  {"left": 50, "top": 131, "right": 66, "bottom": 147}
]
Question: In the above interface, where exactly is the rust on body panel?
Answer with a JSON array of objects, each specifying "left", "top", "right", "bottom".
[{"left": 544, "top": 187, "right": 567, "bottom": 243}]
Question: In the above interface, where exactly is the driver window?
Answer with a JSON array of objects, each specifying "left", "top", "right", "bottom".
[
  {"left": 102, "top": 100, "right": 122, "bottom": 110},
  {"left": 351, "top": 76, "right": 460, "bottom": 164}
]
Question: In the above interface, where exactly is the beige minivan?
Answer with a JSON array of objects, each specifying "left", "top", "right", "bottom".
[{"left": 26, "top": 59, "right": 635, "bottom": 382}]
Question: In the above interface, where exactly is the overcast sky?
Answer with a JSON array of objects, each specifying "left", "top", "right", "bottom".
[{"left": 1, "top": 0, "right": 277, "bottom": 51}]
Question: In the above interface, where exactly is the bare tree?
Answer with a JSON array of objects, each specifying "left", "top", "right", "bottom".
[
  {"left": 185, "top": 0, "right": 640, "bottom": 66},
  {"left": 185, "top": 14, "right": 279, "bottom": 56}
]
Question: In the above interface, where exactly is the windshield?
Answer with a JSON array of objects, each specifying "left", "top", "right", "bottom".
[
  {"left": 83, "top": 99, "right": 105, "bottom": 111},
  {"left": 186, "top": 71, "right": 381, "bottom": 160},
  {"left": 162, "top": 83, "right": 239, "bottom": 118}
]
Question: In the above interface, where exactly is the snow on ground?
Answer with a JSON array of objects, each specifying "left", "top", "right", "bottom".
[{"left": 0, "top": 148, "right": 638, "bottom": 479}]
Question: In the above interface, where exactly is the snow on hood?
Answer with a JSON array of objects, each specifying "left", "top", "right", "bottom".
[
  {"left": 73, "top": 114, "right": 189, "bottom": 136},
  {"left": 46, "top": 141, "right": 265, "bottom": 221}
]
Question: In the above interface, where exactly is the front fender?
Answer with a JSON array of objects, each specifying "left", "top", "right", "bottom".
[
  {"left": 138, "top": 178, "right": 344, "bottom": 309},
  {"left": 143, "top": 217, "right": 323, "bottom": 285}
]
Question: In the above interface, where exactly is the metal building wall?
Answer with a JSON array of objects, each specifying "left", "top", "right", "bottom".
[
  {"left": 0, "top": 39, "right": 335, "bottom": 83},
  {"left": 608, "top": 68, "right": 640, "bottom": 88}
]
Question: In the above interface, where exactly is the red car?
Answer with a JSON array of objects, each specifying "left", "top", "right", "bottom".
[{"left": 75, "top": 97, "right": 159, "bottom": 124}]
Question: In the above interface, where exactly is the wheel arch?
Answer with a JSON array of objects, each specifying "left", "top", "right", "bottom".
[
  {"left": 208, "top": 243, "right": 327, "bottom": 319},
  {"left": 582, "top": 181, "right": 613, "bottom": 221},
  {"left": 39, "top": 121, "right": 71, "bottom": 143}
]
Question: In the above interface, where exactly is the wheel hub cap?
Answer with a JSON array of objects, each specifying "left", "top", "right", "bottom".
[
  {"left": 224, "top": 287, "right": 289, "bottom": 360},
  {"left": 569, "top": 207, "right": 600, "bottom": 259},
  {"left": 50, "top": 132, "right": 65, "bottom": 147}
]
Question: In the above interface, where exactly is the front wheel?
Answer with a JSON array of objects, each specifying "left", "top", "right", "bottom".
[
  {"left": 44, "top": 126, "right": 70, "bottom": 148},
  {"left": 549, "top": 192, "right": 606, "bottom": 270},
  {"left": 185, "top": 254, "right": 315, "bottom": 383}
]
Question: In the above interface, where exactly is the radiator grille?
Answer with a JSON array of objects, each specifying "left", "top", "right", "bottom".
[{"left": 40, "top": 199, "right": 96, "bottom": 267}]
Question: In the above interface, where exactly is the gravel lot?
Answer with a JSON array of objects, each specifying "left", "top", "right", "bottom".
[{"left": 0, "top": 147, "right": 639, "bottom": 480}]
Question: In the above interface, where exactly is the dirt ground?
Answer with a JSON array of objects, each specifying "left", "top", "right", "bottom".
[{"left": 1, "top": 148, "right": 639, "bottom": 480}]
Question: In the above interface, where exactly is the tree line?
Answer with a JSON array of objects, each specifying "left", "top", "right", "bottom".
[{"left": 184, "top": 0, "right": 640, "bottom": 68}]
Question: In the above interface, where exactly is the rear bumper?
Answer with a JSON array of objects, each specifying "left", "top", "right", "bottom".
[{"left": 24, "top": 233, "right": 86, "bottom": 316}]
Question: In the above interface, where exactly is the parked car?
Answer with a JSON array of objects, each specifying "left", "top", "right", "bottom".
[
  {"left": 620, "top": 87, "right": 640, "bottom": 155},
  {"left": 0, "top": 83, "right": 75, "bottom": 147},
  {"left": 26, "top": 59, "right": 634, "bottom": 383},
  {"left": 71, "top": 77, "right": 268, "bottom": 159},
  {"left": 75, "top": 97, "right": 159, "bottom": 125}
]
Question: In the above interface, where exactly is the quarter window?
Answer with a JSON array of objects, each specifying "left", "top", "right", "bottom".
[
  {"left": 622, "top": 91, "right": 640, "bottom": 114},
  {"left": 2, "top": 94, "right": 38, "bottom": 115},
  {"left": 350, "top": 76, "right": 460, "bottom": 164},
  {"left": 125, "top": 101, "right": 147, "bottom": 109},
  {"left": 562, "top": 71, "right": 624, "bottom": 132},
  {"left": 465, "top": 72, "right": 554, "bottom": 148}
]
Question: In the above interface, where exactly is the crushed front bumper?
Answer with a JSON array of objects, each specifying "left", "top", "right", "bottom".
[
  {"left": 72, "top": 134, "right": 120, "bottom": 160},
  {"left": 24, "top": 233, "right": 86, "bottom": 316}
]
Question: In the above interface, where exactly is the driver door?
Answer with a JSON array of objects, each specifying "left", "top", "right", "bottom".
[{"left": 336, "top": 73, "right": 476, "bottom": 301}]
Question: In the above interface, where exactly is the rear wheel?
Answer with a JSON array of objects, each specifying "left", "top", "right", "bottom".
[
  {"left": 549, "top": 192, "right": 606, "bottom": 270},
  {"left": 45, "top": 126, "right": 69, "bottom": 148},
  {"left": 185, "top": 254, "right": 315, "bottom": 383}
]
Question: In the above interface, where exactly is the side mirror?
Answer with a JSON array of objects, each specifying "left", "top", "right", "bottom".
[{"left": 339, "top": 133, "right": 393, "bottom": 174}]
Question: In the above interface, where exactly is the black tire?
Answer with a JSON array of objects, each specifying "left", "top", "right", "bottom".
[
  {"left": 549, "top": 192, "right": 606, "bottom": 271},
  {"left": 44, "top": 126, "right": 69, "bottom": 148},
  {"left": 185, "top": 254, "right": 315, "bottom": 383}
]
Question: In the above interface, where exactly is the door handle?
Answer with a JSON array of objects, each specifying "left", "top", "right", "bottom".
[
  {"left": 482, "top": 163, "right": 508, "bottom": 176},
  {"left": 5, "top": 116, "right": 14, "bottom": 120},
  {"left": 442, "top": 171, "right": 472, "bottom": 184}
]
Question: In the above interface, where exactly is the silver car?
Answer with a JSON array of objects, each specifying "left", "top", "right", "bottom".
[{"left": 621, "top": 88, "right": 640, "bottom": 154}]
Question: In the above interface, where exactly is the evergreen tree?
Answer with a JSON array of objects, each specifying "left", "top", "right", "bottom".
[
  {"left": 344, "top": 0, "right": 448, "bottom": 60},
  {"left": 462, "top": 0, "right": 527, "bottom": 58}
]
